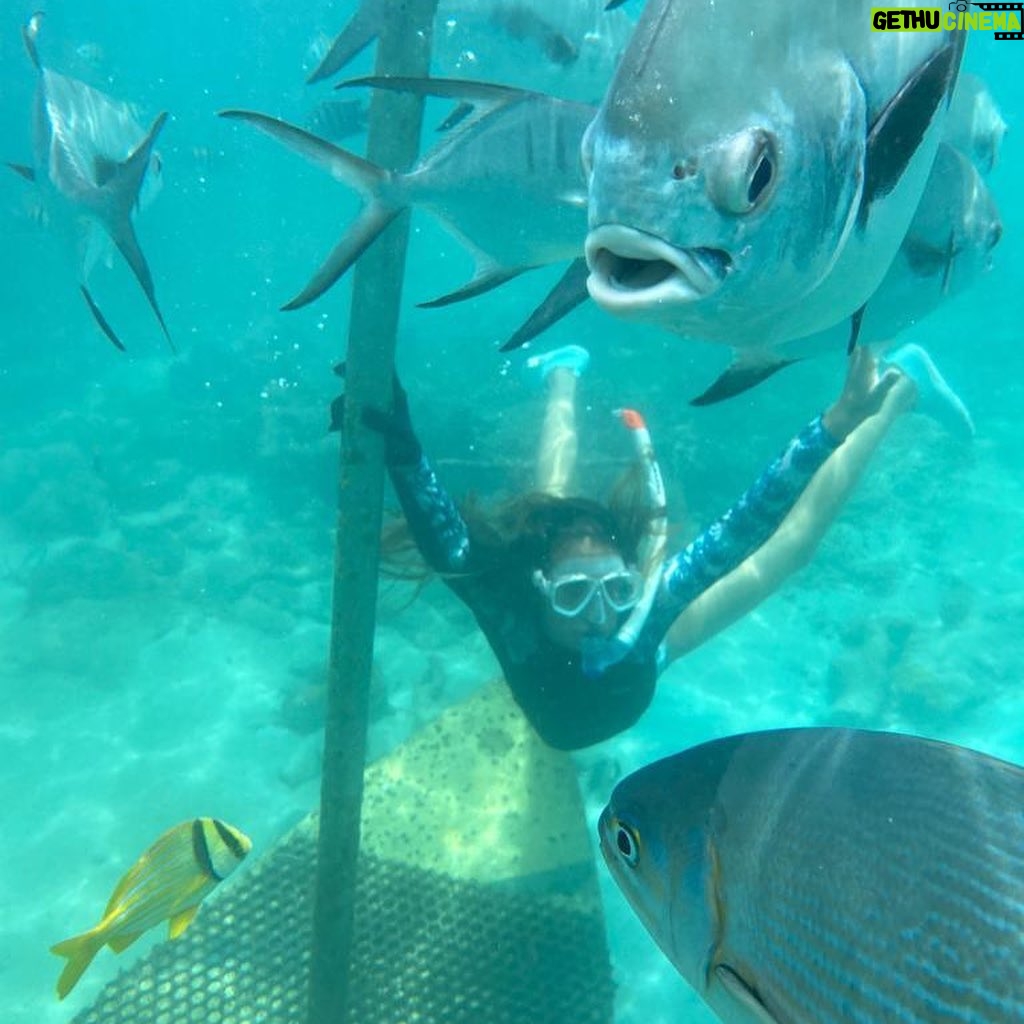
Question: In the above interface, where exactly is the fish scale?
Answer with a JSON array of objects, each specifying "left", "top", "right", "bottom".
[
  {"left": 717, "top": 741, "right": 1024, "bottom": 1021},
  {"left": 601, "top": 728, "right": 1024, "bottom": 1024}
]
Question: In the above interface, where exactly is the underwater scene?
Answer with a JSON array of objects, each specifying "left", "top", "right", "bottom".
[{"left": 2, "top": 1, "right": 1023, "bottom": 1022}]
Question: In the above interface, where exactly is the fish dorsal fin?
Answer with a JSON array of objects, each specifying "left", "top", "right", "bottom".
[
  {"left": 500, "top": 257, "right": 590, "bottom": 351},
  {"left": 167, "top": 905, "right": 200, "bottom": 940},
  {"left": 691, "top": 353, "right": 798, "bottom": 406},
  {"left": 859, "top": 38, "right": 965, "bottom": 226},
  {"left": 336, "top": 76, "right": 545, "bottom": 140},
  {"left": 338, "top": 75, "right": 545, "bottom": 109},
  {"left": 103, "top": 111, "right": 168, "bottom": 212},
  {"left": 714, "top": 964, "right": 783, "bottom": 1024},
  {"left": 21, "top": 12, "right": 43, "bottom": 70}
]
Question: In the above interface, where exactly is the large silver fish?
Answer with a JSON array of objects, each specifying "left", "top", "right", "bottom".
[
  {"left": 504, "top": 96, "right": 1002, "bottom": 384},
  {"left": 696, "top": 140, "right": 1002, "bottom": 402},
  {"left": 944, "top": 72, "right": 1009, "bottom": 175},
  {"left": 8, "top": 13, "right": 172, "bottom": 353},
  {"left": 220, "top": 77, "right": 592, "bottom": 311},
  {"left": 600, "top": 727, "right": 1024, "bottom": 1024},
  {"left": 583, "top": 0, "right": 965, "bottom": 355}
]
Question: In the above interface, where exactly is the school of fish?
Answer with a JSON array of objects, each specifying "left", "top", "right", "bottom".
[{"left": 7, "top": 3, "right": 1018, "bottom": 1020}]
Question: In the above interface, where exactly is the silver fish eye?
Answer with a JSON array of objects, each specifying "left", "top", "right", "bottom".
[
  {"left": 706, "top": 128, "right": 778, "bottom": 216},
  {"left": 747, "top": 146, "right": 774, "bottom": 207},
  {"left": 614, "top": 820, "right": 640, "bottom": 867}
]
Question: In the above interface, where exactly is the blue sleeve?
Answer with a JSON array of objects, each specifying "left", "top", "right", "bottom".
[
  {"left": 388, "top": 454, "right": 473, "bottom": 573},
  {"left": 660, "top": 414, "right": 841, "bottom": 610}
]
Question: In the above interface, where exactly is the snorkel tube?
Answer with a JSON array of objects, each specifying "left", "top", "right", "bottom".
[{"left": 582, "top": 408, "right": 668, "bottom": 678}]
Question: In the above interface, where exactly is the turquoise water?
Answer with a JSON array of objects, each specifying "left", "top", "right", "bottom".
[{"left": 1, "top": 3, "right": 1022, "bottom": 1023}]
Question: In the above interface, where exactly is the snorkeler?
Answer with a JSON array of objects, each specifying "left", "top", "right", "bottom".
[{"left": 337, "top": 342, "right": 970, "bottom": 750}]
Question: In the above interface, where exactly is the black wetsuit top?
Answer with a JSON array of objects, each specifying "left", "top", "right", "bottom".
[{"left": 387, "top": 416, "right": 839, "bottom": 750}]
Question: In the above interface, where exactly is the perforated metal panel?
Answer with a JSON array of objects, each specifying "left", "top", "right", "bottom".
[{"left": 71, "top": 684, "right": 615, "bottom": 1024}]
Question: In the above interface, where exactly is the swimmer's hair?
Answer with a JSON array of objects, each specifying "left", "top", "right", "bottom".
[{"left": 380, "top": 461, "right": 657, "bottom": 584}]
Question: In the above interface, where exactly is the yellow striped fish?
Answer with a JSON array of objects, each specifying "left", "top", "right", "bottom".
[
  {"left": 600, "top": 728, "right": 1024, "bottom": 1024},
  {"left": 51, "top": 817, "right": 251, "bottom": 999}
]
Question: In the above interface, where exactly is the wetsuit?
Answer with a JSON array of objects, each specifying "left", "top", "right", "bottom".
[{"left": 387, "top": 416, "right": 839, "bottom": 750}]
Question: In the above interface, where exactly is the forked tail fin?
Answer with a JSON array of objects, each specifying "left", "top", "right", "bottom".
[
  {"left": 219, "top": 109, "right": 401, "bottom": 310},
  {"left": 50, "top": 929, "right": 105, "bottom": 1000}
]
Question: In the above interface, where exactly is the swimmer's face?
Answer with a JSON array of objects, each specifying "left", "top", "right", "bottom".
[{"left": 537, "top": 537, "right": 631, "bottom": 652}]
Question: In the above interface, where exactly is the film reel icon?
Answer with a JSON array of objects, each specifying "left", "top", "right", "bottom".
[{"left": 949, "top": 0, "right": 1024, "bottom": 36}]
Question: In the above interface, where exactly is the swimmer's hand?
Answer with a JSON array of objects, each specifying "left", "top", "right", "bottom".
[
  {"left": 328, "top": 364, "right": 422, "bottom": 465},
  {"left": 823, "top": 347, "right": 902, "bottom": 442}
]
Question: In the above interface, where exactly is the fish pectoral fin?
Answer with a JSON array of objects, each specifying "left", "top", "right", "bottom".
[
  {"left": 860, "top": 38, "right": 965, "bottom": 225},
  {"left": 690, "top": 353, "right": 798, "bottom": 406},
  {"left": 106, "top": 930, "right": 144, "bottom": 954},
  {"left": 714, "top": 964, "right": 782, "bottom": 1024},
  {"left": 167, "top": 905, "right": 200, "bottom": 939},
  {"left": 418, "top": 265, "right": 532, "bottom": 309},
  {"left": 6, "top": 162, "right": 36, "bottom": 183},
  {"left": 500, "top": 257, "right": 590, "bottom": 351}
]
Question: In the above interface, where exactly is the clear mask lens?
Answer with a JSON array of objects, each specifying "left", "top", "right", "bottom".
[{"left": 546, "top": 570, "right": 643, "bottom": 617}]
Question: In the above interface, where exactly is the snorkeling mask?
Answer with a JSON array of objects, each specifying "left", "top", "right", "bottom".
[{"left": 533, "top": 568, "right": 644, "bottom": 618}]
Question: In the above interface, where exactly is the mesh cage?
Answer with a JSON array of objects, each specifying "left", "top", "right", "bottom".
[{"left": 70, "top": 683, "right": 616, "bottom": 1024}]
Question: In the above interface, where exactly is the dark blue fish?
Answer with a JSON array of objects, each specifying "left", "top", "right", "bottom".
[{"left": 602, "top": 727, "right": 1024, "bottom": 1023}]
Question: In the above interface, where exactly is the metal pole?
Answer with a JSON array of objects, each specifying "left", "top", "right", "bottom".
[{"left": 307, "top": 4, "right": 437, "bottom": 1023}]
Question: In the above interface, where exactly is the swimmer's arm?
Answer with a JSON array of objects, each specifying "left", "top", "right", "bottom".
[
  {"left": 653, "top": 350, "right": 902, "bottom": 633},
  {"left": 662, "top": 352, "right": 912, "bottom": 663},
  {"left": 387, "top": 454, "right": 474, "bottom": 575},
  {"left": 656, "top": 415, "right": 841, "bottom": 615},
  {"left": 362, "top": 374, "right": 475, "bottom": 574}
]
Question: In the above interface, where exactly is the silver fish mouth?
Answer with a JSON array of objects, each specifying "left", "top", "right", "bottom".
[{"left": 585, "top": 225, "right": 731, "bottom": 312}]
